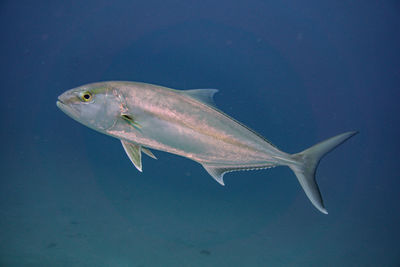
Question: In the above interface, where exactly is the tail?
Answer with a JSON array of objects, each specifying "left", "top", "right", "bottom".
[{"left": 288, "top": 131, "right": 358, "bottom": 214}]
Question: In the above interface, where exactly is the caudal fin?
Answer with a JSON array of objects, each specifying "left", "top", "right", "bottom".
[{"left": 289, "top": 131, "right": 358, "bottom": 214}]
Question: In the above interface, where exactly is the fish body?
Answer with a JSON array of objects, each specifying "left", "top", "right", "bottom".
[
  {"left": 57, "top": 81, "right": 357, "bottom": 214},
  {"left": 107, "top": 82, "right": 286, "bottom": 165}
]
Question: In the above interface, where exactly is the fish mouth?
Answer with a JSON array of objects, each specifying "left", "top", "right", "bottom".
[
  {"left": 56, "top": 97, "right": 64, "bottom": 106},
  {"left": 56, "top": 98, "right": 68, "bottom": 110},
  {"left": 56, "top": 97, "right": 78, "bottom": 118}
]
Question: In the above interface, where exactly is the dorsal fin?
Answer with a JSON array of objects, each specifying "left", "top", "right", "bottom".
[{"left": 181, "top": 89, "right": 219, "bottom": 108}]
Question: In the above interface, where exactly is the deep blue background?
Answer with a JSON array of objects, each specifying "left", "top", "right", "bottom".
[{"left": 1, "top": 1, "right": 399, "bottom": 266}]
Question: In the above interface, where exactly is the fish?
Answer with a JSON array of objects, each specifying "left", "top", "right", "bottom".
[{"left": 56, "top": 81, "right": 357, "bottom": 214}]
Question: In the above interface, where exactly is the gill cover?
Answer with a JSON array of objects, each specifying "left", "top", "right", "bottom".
[
  {"left": 57, "top": 84, "right": 121, "bottom": 133},
  {"left": 84, "top": 87, "right": 121, "bottom": 131}
]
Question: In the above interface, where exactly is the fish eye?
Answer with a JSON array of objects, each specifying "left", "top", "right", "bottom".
[{"left": 80, "top": 91, "right": 93, "bottom": 102}]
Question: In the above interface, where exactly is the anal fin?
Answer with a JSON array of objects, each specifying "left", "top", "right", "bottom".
[
  {"left": 203, "top": 165, "right": 227, "bottom": 186},
  {"left": 202, "top": 163, "right": 276, "bottom": 186}
]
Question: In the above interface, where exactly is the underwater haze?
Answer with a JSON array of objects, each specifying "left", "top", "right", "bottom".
[{"left": 1, "top": 1, "right": 399, "bottom": 266}]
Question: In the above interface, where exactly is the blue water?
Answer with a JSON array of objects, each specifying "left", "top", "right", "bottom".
[{"left": 1, "top": 1, "right": 399, "bottom": 266}]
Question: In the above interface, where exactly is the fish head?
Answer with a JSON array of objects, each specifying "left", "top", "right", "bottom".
[{"left": 56, "top": 82, "right": 121, "bottom": 133}]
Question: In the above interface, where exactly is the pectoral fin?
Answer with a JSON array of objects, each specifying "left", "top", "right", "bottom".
[
  {"left": 121, "top": 140, "right": 142, "bottom": 172},
  {"left": 121, "top": 113, "right": 142, "bottom": 131}
]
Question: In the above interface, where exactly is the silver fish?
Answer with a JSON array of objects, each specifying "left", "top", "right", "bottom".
[{"left": 57, "top": 81, "right": 357, "bottom": 214}]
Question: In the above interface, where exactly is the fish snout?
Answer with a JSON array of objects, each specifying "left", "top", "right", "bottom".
[
  {"left": 57, "top": 90, "right": 75, "bottom": 105},
  {"left": 56, "top": 91, "right": 80, "bottom": 118}
]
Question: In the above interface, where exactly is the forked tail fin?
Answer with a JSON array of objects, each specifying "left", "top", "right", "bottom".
[{"left": 289, "top": 131, "right": 358, "bottom": 214}]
